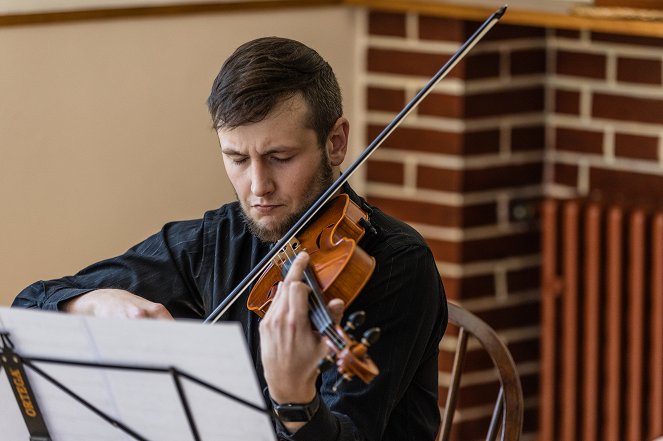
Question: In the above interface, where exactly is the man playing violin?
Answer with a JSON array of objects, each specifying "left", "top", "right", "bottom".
[{"left": 14, "top": 37, "right": 447, "bottom": 441}]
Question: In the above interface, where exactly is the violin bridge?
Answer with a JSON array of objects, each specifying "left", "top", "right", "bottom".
[{"left": 273, "top": 238, "right": 301, "bottom": 266}]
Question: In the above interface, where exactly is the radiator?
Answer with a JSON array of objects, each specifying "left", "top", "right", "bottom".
[{"left": 540, "top": 198, "right": 663, "bottom": 441}]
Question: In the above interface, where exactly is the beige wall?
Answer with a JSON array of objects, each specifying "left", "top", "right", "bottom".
[{"left": 0, "top": 6, "right": 360, "bottom": 305}]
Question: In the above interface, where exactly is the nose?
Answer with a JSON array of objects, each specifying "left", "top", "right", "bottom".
[{"left": 250, "top": 161, "right": 275, "bottom": 197}]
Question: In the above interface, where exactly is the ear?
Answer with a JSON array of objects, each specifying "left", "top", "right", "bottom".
[{"left": 325, "top": 117, "right": 349, "bottom": 167}]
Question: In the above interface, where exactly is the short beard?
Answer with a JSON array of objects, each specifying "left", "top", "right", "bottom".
[{"left": 239, "top": 154, "right": 335, "bottom": 243}]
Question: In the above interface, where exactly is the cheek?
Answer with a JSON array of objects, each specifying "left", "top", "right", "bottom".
[
  {"left": 223, "top": 165, "right": 247, "bottom": 197},
  {"left": 283, "top": 169, "right": 313, "bottom": 199}
]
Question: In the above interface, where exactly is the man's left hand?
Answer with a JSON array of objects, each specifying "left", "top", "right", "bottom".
[{"left": 259, "top": 252, "right": 343, "bottom": 426}]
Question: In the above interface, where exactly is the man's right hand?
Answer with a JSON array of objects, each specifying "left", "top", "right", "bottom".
[{"left": 62, "top": 289, "right": 174, "bottom": 320}]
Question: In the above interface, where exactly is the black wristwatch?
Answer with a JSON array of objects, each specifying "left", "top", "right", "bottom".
[{"left": 271, "top": 393, "right": 320, "bottom": 422}]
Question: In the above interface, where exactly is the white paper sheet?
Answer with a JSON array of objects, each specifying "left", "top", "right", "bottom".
[{"left": 0, "top": 307, "right": 275, "bottom": 441}]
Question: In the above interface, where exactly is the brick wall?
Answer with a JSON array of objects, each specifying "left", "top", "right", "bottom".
[
  {"left": 363, "top": 11, "right": 545, "bottom": 440},
  {"left": 549, "top": 29, "right": 663, "bottom": 204},
  {"left": 361, "top": 9, "right": 663, "bottom": 441}
]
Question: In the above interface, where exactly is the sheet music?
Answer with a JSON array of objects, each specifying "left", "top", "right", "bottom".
[{"left": 0, "top": 307, "right": 276, "bottom": 441}]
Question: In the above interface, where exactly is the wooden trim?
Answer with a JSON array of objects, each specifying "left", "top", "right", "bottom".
[
  {"left": 343, "top": 0, "right": 663, "bottom": 38},
  {"left": 5, "top": 0, "right": 663, "bottom": 38},
  {"left": 596, "top": 0, "right": 663, "bottom": 9},
  {"left": 0, "top": 0, "right": 340, "bottom": 27}
]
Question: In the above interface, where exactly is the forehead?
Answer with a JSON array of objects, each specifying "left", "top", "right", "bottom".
[
  {"left": 218, "top": 94, "right": 316, "bottom": 150},
  {"left": 267, "top": 93, "right": 313, "bottom": 128}
]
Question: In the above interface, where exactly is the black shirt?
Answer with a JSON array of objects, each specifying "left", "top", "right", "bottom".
[{"left": 14, "top": 186, "right": 447, "bottom": 441}]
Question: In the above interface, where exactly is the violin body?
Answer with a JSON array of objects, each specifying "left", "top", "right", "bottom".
[{"left": 247, "top": 194, "right": 376, "bottom": 318}]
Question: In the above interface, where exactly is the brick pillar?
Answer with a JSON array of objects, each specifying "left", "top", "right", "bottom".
[{"left": 363, "top": 11, "right": 546, "bottom": 439}]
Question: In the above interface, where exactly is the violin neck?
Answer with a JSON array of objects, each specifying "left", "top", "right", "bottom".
[{"left": 301, "top": 265, "right": 346, "bottom": 351}]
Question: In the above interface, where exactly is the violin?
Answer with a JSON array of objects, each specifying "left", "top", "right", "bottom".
[
  {"left": 204, "top": 6, "right": 507, "bottom": 386},
  {"left": 247, "top": 194, "right": 381, "bottom": 386}
]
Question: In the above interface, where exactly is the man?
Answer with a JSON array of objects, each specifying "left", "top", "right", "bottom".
[{"left": 14, "top": 37, "right": 447, "bottom": 441}]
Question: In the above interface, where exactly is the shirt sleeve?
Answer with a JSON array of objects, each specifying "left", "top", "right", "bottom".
[
  {"left": 275, "top": 243, "right": 447, "bottom": 441},
  {"left": 12, "top": 220, "right": 207, "bottom": 319}
]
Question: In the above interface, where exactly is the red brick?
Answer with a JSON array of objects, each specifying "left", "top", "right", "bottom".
[
  {"left": 418, "top": 15, "right": 467, "bottom": 42},
  {"left": 367, "top": 48, "right": 458, "bottom": 78},
  {"left": 465, "top": 52, "right": 500, "bottom": 79},
  {"left": 511, "top": 125, "right": 545, "bottom": 152},
  {"left": 417, "top": 162, "right": 543, "bottom": 192},
  {"left": 555, "top": 89, "right": 581, "bottom": 115},
  {"left": 366, "top": 125, "right": 463, "bottom": 155},
  {"left": 414, "top": 92, "right": 464, "bottom": 119},
  {"left": 416, "top": 167, "right": 462, "bottom": 192},
  {"left": 367, "top": 197, "right": 498, "bottom": 228},
  {"left": 507, "top": 266, "right": 541, "bottom": 292},
  {"left": 474, "top": 300, "right": 540, "bottom": 330},
  {"left": 439, "top": 380, "right": 500, "bottom": 409},
  {"left": 510, "top": 48, "right": 547, "bottom": 76},
  {"left": 367, "top": 87, "right": 405, "bottom": 113},
  {"left": 427, "top": 238, "right": 462, "bottom": 263},
  {"left": 591, "top": 32, "right": 663, "bottom": 48},
  {"left": 590, "top": 168, "right": 663, "bottom": 200},
  {"left": 463, "top": 86, "right": 544, "bottom": 118},
  {"left": 554, "top": 163, "right": 578, "bottom": 187},
  {"left": 617, "top": 57, "right": 662, "bottom": 85},
  {"left": 479, "top": 23, "right": 545, "bottom": 41},
  {"left": 593, "top": 93, "right": 663, "bottom": 125},
  {"left": 367, "top": 127, "right": 499, "bottom": 156},
  {"left": 555, "top": 29, "right": 581, "bottom": 39},
  {"left": 419, "top": 87, "right": 544, "bottom": 119},
  {"left": 368, "top": 196, "right": 497, "bottom": 227},
  {"left": 555, "top": 127, "right": 603, "bottom": 154},
  {"left": 368, "top": 11, "right": 406, "bottom": 37},
  {"left": 464, "top": 162, "right": 543, "bottom": 190},
  {"left": 464, "top": 129, "right": 500, "bottom": 155},
  {"left": 439, "top": 337, "right": 540, "bottom": 372},
  {"left": 442, "top": 274, "right": 496, "bottom": 300},
  {"left": 429, "top": 232, "right": 540, "bottom": 264},
  {"left": 556, "top": 50, "right": 607, "bottom": 79},
  {"left": 461, "top": 231, "right": 541, "bottom": 262},
  {"left": 614, "top": 133, "right": 659, "bottom": 161},
  {"left": 366, "top": 159, "right": 404, "bottom": 185}
]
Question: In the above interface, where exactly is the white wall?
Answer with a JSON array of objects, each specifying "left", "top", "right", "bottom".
[{"left": 0, "top": 6, "right": 359, "bottom": 305}]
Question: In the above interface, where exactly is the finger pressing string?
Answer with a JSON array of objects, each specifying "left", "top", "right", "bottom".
[{"left": 283, "top": 252, "right": 309, "bottom": 283}]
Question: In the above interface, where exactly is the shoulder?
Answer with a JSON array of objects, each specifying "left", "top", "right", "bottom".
[
  {"left": 133, "top": 201, "right": 246, "bottom": 252},
  {"left": 362, "top": 202, "right": 431, "bottom": 260}
]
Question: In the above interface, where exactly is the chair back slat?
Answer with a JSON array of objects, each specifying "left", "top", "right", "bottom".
[
  {"left": 486, "top": 386, "right": 504, "bottom": 441},
  {"left": 439, "top": 327, "right": 469, "bottom": 441}
]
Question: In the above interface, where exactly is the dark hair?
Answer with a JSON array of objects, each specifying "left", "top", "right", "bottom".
[{"left": 207, "top": 37, "right": 342, "bottom": 147}]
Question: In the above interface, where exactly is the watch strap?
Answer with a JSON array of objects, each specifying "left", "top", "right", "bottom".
[{"left": 271, "top": 393, "right": 320, "bottom": 422}]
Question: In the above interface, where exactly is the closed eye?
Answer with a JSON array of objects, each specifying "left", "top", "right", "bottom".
[
  {"left": 227, "top": 156, "right": 248, "bottom": 165},
  {"left": 270, "top": 155, "right": 292, "bottom": 163}
]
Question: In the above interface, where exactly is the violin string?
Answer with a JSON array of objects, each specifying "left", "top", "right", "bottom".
[
  {"left": 308, "top": 292, "right": 345, "bottom": 349},
  {"left": 306, "top": 282, "right": 344, "bottom": 349},
  {"left": 282, "top": 249, "right": 345, "bottom": 350},
  {"left": 283, "top": 251, "right": 346, "bottom": 349}
]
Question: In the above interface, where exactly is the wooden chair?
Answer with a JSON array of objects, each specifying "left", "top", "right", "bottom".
[{"left": 438, "top": 302, "right": 524, "bottom": 441}]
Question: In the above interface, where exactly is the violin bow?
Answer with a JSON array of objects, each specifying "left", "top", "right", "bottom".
[{"left": 205, "top": 5, "right": 508, "bottom": 324}]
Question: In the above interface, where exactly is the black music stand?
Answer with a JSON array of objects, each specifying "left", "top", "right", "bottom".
[{"left": 0, "top": 307, "right": 276, "bottom": 441}]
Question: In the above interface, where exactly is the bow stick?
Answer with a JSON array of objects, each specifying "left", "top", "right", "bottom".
[{"left": 205, "top": 5, "right": 508, "bottom": 324}]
